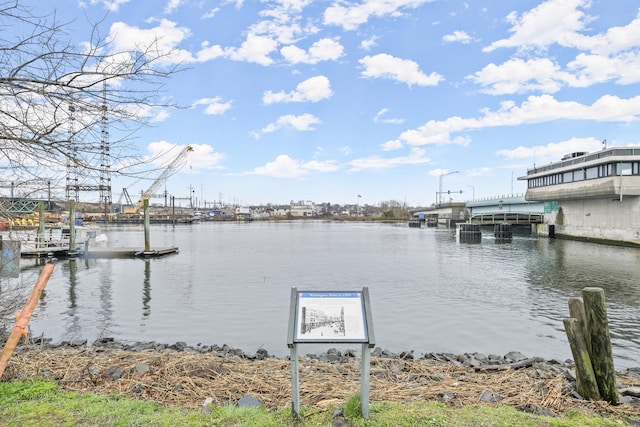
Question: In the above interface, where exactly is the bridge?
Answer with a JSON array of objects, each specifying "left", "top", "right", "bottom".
[
  {"left": 467, "top": 195, "right": 545, "bottom": 225},
  {"left": 411, "top": 195, "right": 546, "bottom": 227}
]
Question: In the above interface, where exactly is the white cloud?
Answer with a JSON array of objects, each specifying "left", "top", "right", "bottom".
[
  {"left": 263, "top": 75, "right": 333, "bottom": 104},
  {"left": 262, "top": 114, "right": 322, "bottom": 133},
  {"left": 374, "top": 108, "right": 405, "bottom": 124},
  {"left": 201, "top": 8, "right": 220, "bottom": 19},
  {"left": 497, "top": 137, "right": 604, "bottom": 163},
  {"left": 192, "top": 97, "right": 233, "bottom": 115},
  {"left": 228, "top": 33, "right": 279, "bottom": 65},
  {"left": 89, "top": 0, "right": 131, "bottom": 12},
  {"left": 145, "top": 141, "right": 225, "bottom": 172},
  {"left": 107, "top": 19, "right": 194, "bottom": 65},
  {"left": 360, "top": 36, "right": 378, "bottom": 51},
  {"left": 324, "top": 0, "right": 433, "bottom": 31},
  {"left": 163, "top": 0, "right": 183, "bottom": 14},
  {"left": 359, "top": 54, "right": 443, "bottom": 87},
  {"left": 469, "top": 58, "right": 569, "bottom": 94},
  {"left": 387, "top": 94, "right": 640, "bottom": 147},
  {"left": 567, "top": 51, "right": 640, "bottom": 86},
  {"left": 484, "top": 0, "right": 591, "bottom": 52},
  {"left": 381, "top": 139, "right": 403, "bottom": 151},
  {"left": 347, "top": 147, "right": 430, "bottom": 171},
  {"left": 250, "top": 154, "right": 338, "bottom": 178},
  {"left": 442, "top": 30, "right": 472, "bottom": 44},
  {"left": 280, "top": 38, "right": 344, "bottom": 64}
]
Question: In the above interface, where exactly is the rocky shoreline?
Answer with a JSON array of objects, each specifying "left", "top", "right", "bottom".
[
  {"left": 6, "top": 335, "right": 639, "bottom": 423},
  {"left": 22, "top": 336, "right": 640, "bottom": 399}
]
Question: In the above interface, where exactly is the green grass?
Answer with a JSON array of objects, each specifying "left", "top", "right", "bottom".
[{"left": 0, "top": 380, "right": 634, "bottom": 427}]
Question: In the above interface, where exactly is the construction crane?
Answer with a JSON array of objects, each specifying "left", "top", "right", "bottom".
[{"left": 127, "top": 145, "right": 194, "bottom": 214}]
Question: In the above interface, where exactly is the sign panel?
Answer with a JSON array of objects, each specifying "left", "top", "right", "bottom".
[
  {"left": 1, "top": 239, "right": 21, "bottom": 278},
  {"left": 294, "top": 291, "right": 368, "bottom": 343}
]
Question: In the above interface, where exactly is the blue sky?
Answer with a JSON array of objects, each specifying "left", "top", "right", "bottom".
[{"left": 26, "top": 0, "right": 640, "bottom": 207}]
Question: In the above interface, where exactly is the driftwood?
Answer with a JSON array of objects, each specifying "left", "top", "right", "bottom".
[{"left": 475, "top": 357, "right": 545, "bottom": 372}]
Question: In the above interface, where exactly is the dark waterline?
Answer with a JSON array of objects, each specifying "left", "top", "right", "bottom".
[{"left": 24, "top": 221, "right": 640, "bottom": 368}]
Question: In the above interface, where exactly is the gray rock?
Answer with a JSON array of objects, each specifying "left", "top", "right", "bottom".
[
  {"left": 517, "top": 404, "right": 555, "bottom": 417},
  {"left": 479, "top": 391, "right": 501, "bottom": 403},
  {"left": 202, "top": 397, "right": 214, "bottom": 415},
  {"left": 504, "top": 351, "right": 527, "bottom": 362},
  {"left": 238, "top": 395, "right": 263, "bottom": 408},
  {"left": 133, "top": 363, "right": 150, "bottom": 374},
  {"left": 104, "top": 366, "right": 124, "bottom": 380}
]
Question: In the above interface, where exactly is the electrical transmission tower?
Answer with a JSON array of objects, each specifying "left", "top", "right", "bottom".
[{"left": 65, "top": 83, "right": 112, "bottom": 205}]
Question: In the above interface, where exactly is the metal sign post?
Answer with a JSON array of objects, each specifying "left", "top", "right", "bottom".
[{"left": 287, "top": 287, "right": 375, "bottom": 419}]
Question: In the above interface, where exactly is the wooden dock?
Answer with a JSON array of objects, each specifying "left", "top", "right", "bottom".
[{"left": 20, "top": 245, "right": 179, "bottom": 259}]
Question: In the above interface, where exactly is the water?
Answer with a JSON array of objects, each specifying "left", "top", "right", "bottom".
[{"left": 17, "top": 221, "right": 640, "bottom": 368}]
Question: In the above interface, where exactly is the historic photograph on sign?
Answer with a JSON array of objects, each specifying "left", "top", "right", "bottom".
[{"left": 295, "top": 292, "right": 367, "bottom": 342}]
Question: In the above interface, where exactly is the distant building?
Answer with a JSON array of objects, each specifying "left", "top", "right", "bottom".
[
  {"left": 290, "top": 200, "right": 315, "bottom": 217},
  {"left": 518, "top": 147, "right": 640, "bottom": 245}
]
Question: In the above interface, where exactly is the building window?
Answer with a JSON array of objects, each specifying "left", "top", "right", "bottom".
[
  {"left": 585, "top": 166, "right": 598, "bottom": 179},
  {"left": 563, "top": 171, "right": 573, "bottom": 183}
]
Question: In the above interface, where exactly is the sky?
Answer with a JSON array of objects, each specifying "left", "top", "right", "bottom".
[{"left": 20, "top": 0, "right": 640, "bottom": 208}]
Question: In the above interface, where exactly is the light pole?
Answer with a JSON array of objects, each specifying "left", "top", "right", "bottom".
[
  {"left": 467, "top": 185, "right": 475, "bottom": 201},
  {"left": 438, "top": 171, "right": 459, "bottom": 205}
]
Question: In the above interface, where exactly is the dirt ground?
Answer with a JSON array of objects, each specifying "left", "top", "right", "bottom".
[{"left": 3, "top": 346, "right": 640, "bottom": 423}]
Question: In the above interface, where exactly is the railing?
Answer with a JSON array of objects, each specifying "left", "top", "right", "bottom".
[{"left": 470, "top": 213, "right": 543, "bottom": 225}]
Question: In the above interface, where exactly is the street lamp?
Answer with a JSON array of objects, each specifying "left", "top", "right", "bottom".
[
  {"left": 439, "top": 171, "right": 459, "bottom": 205},
  {"left": 467, "top": 185, "right": 475, "bottom": 201}
]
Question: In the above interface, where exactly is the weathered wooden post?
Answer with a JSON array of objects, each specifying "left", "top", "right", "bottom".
[
  {"left": 144, "top": 199, "right": 151, "bottom": 253},
  {"left": 563, "top": 317, "right": 600, "bottom": 400},
  {"left": 582, "top": 287, "right": 618, "bottom": 404}
]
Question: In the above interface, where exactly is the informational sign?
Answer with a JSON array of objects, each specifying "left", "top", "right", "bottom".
[
  {"left": 1, "top": 239, "right": 21, "bottom": 278},
  {"left": 294, "top": 291, "right": 368, "bottom": 343},
  {"left": 287, "top": 287, "right": 375, "bottom": 419}
]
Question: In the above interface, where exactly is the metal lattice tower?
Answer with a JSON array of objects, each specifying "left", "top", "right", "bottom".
[
  {"left": 99, "top": 83, "right": 112, "bottom": 205},
  {"left": 65, "top": 84, "right": 112, "bottom": 205},
  {"left": 66, "top": 103, "right": 80, "bottom": 202}
]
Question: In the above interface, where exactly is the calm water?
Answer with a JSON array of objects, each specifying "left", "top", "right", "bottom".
[{"left": 20, "top": 221, "right": 640, "bottom": 368}]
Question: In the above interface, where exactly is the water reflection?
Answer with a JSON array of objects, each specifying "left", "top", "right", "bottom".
[
  {"left": 25, "top": 222, "right": 640, "bottom": 368},
  {"left": 143, "top": 260, "right": 151, "bottom": 317}
]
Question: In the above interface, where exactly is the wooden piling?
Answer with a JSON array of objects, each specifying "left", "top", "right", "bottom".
[
  {"left": 582, "top": 287, "right": 618, "bottom": 404},
  {"left": 563, "top": 317, "right": 601, "bottom": 400},
  {"left": 568, "top": 297, "right": 590, "bottom": 351}
]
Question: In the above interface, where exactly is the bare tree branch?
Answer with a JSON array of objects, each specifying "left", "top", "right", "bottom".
[{"left": 0, "top": 1, "right": 182, "bottom": 195}]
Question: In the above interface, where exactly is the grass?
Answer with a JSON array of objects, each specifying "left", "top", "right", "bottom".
[{"left": 0, "top": 380, "right": 633, "bottom": 427}]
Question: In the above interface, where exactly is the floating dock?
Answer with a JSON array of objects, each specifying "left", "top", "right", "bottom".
[{"left": 20, "top": 245, "right": 179, "bottom": 259}]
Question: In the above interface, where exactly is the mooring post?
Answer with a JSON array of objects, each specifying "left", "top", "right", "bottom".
[
  {"left": 144, "top": 199, "right": 151, "bottom": 253},
  {"left": 582, "top": 287, "right": 618, "bottom": 404}
]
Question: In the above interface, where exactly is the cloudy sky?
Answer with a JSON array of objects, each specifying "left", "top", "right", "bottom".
[{"left": 27, "top": 0, "right": 640, "bottom": 207}]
